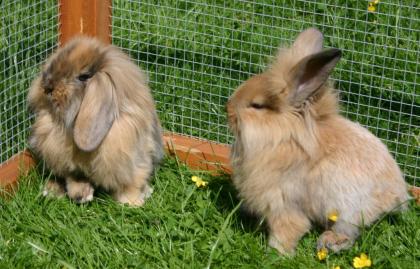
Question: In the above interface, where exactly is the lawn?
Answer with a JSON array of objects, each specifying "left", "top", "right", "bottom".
[
  {"left": 0, "top": 0, "right": 419, "bottom": 268},
  {"left": 1, "top": 158, "right": 419, "bottom": 268}
]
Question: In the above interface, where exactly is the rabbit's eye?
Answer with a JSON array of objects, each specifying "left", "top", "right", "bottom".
[
  {"left": 250, "top": 102, "right": 265, "bottom": 109},
  {"left": 77, "top": 73, "right": 92, "bottom": 82}
]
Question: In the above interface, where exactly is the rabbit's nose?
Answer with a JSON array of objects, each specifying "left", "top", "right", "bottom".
[
  {"left": 42, "top": 72, "right": 54, "bottom": 94},
  {"left": 44, "top": 86, "right": 53, "bottom": 94}
]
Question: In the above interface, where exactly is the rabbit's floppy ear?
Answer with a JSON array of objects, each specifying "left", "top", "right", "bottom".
[
  {"left": 74, "top": 72, "right": 116, "bottom": 152},
  {"left": 292, "top": 28, "right": 324, "bottom": 57},
  {"left": 288, "top": 48, "right": 341, "bottom": 106}
]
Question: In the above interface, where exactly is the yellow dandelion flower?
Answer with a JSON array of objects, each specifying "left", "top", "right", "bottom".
[
  {"left": 317, "top": 248, "right": 328, "bottom": 261},
  {"left": 333, "top": 266, "right": 341, "bottom": 269},
  {"left": 353, "top": 253, "right": 372, "bottom": 268},
  {"left": 368, "top": 0, "right": 379, "bottom": 12},
  {"left": 328, "top": 210, "right": 339, "bottom": 222},
  {"left": 191, "top": 176, "right": 208, "bottom": 188}
]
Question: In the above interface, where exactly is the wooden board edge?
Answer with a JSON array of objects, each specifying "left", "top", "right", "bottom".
[
  {"left": 0, "top": 150, "right": 35, "bottom": 195},
  {"left": 164, "top": 133, "right": 232, "bottom": 174},
  {"left": 408, "top": 185, "right": 420, "bottom": 206}
]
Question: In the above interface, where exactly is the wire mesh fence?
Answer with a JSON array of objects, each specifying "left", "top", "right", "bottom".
[
  {"left": 0, "top": 0, "right": 58, "bottom": 164},
  {"left": 0, "top": 1, "right": 418, "bottom": 185},
  {"left": 112, "top": 0, "right": 419, "bottom": 183}
]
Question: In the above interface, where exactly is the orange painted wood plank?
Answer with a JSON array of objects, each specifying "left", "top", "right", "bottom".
[
  {"left": 59, "top": 0, "right": 112, "bottom": 45},
  {"left": 0, "top": 150, "right": 35, "bottom": 196},
  {"left": 164, "top": 133, "right": 232, "bottom": 174},
  {"left": 409, "top": 185, "right": 420, "bottom": 206}
]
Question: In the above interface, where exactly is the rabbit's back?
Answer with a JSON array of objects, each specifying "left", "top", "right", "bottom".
[{"left": 302, "top": 115, "right": 408, "bottom": 223}]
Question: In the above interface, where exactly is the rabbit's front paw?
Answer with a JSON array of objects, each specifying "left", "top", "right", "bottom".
[
  {"left": 317, "top": 230, "right": 353, "bottom": 253},
  {"left": 42, "top": 179, "right": 66, "bottom": 198},
  {"left": 268, "top": 234, "right": 294, "bottom": 255},
  {"left": 114, "top": 184, "right": 153, "bottom": 207},
  {"left": 115, "top": 193, "right": 145, "bottom": 207},
  {"left": 66, "top": 179, "right": 94, "bottom": 203},
  {"left": 140, "top": 184, "right": 153, "bottom": 200}
]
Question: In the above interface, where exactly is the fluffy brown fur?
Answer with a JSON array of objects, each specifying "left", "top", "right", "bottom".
[
  {"left": 28, "top": 37, "right": 164, "bottom": 206},
  {"left": 227, "top": 28, "right": 409, "bottom": 254}
]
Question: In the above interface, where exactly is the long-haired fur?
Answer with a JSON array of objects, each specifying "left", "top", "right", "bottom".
[
  {"left": 28, "top": 37, "right": 164, "bottom": 206},
  {"left": 227, "top": 28, "right": 409, "bottom": 254}
]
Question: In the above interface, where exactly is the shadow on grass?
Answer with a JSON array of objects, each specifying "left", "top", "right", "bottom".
[{"left": 206, "top": 172, "right": 267, "bottom": 234}]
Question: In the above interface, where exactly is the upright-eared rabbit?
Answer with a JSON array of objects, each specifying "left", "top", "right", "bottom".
[
  {"left": 28, "top": 37, "right": 164, "bottom": 206},
  {"left": 227, "top": 28, "right": 409, "bottom": 254}
]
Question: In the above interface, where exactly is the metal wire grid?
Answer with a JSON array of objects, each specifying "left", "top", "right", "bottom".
[
  {"left": 112, "top": 0, "right": 419, "bottom": 183},
  {"left": 0, "top": 1, "right": 59, "bottom": 164}
]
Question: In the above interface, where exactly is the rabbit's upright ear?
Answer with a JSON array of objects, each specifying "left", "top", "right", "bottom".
[
  {"left": 74, "top": 72, "right": 116, "bottom": 152},
  {"left": 292, "top": 28, "right": 324, "bottom": 57},
  {"left": 288, "top": 48, "right": 341, "bottom": 106}
]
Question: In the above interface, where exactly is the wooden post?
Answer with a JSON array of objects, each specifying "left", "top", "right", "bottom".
[{"left": 59, "top": 0, "right": 112, "bottom": 45}]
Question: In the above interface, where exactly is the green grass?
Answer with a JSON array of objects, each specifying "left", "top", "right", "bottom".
[{"left": 1, "top": 157, "right": 419, "bottom": 268}]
